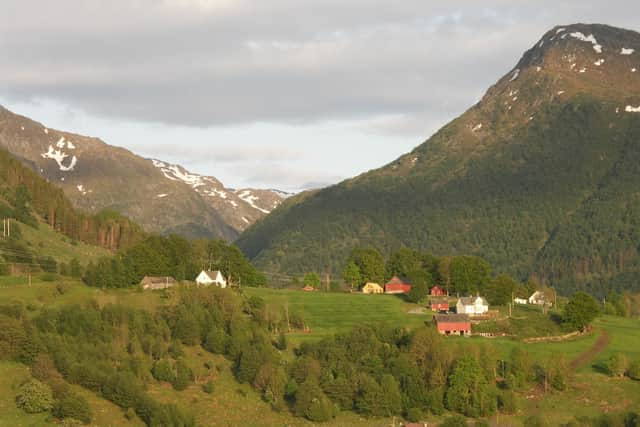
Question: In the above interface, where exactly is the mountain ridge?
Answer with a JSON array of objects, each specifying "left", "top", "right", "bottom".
[
  {"left": 236, "top": 23, "right": 640, "bottom": 295},
  {"left": 0, "top": 106, "right": 290, "bottom": 240}
]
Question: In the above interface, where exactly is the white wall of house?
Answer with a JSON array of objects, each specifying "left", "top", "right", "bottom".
[{"left": 196, "top": 271, "right": 227, "bottom": 288}]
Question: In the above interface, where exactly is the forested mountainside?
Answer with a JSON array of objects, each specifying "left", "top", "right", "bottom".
[
  {"left": 0, "top": 146, "right": 143, "bottom": 251},
  {"left": 0, "top": 107, "right": 288, "bottom": 241},
  {"left": 237, "top": 23, "right": 640, "bottom": 295}
]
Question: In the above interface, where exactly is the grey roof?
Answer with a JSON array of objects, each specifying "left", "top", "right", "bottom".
[
  {"left": 141, "top": 276, "right": 177, "bottom": 284},
  {"left": 458, "top": 296, "right": 489, "bottom": 306},
  {"left": 434, "top": 313, "right": 470, "bottom": 323},
  {"left": 202, "top": 270, "right": 224, "bottom": 279}
]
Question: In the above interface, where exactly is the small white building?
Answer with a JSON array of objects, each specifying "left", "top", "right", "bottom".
[
  {"left": 456, "top": 296, "right": 489, "bottom": 315},
  {"left": 196, "top": 270, "right": 227, "bottom": 288},
  {"left": 529, "top": 290, "right": 552, "bottom": 306},
  {"left": 514, "top": 297, "right": 528, "bottom": 305}
]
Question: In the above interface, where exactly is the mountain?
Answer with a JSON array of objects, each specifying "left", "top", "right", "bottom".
[
  {"left": 236, "top": 23, "right": 640, "bottom": 295},
  {"left": 0, "top": 107, "right": 290, "bottom": 240},
  {"left": 0, "top": 145, "right": 144, "bottom": 253}
]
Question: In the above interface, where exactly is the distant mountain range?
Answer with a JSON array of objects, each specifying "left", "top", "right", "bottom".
[
  {"left": 0, "top": 107, "right": 291, "bottom": 240},
  {"left": 236, "top": 23, "right": 640, "bottom": 295}
]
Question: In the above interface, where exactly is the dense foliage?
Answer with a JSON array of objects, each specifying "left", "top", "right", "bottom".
[
  {"left": 83, "top": 235, "right": 266, "bottom": 288},
  {"left": 237, "top": 93, "right": 640, "bottom": 297},
  {"left": 0, "top": 147, "right": 144, "bottom": 251}
]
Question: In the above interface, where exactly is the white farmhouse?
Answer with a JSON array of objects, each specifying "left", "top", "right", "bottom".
[
  {"left": 514, "top": 297, "right": 528, "bottom": 305},
  {"left": 529, "top": 290, "right": 552, "bottom": 306},
  {"left": 195, "top": 270, "right": 227, "bottom": 288},
  {"left": 456, "top": 296, "right": 489, "bottom": 315}
]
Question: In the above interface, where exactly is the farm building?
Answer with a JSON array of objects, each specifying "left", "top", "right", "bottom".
[
  {"left": 430, "top": 297, "right": 450, "bottom": 312},
  {"left": 434, "top": 314, "right": 471, "bottom": 336},
  {"left": 195, "top": 270, "right": 227, "bottom": 288},
  {"left": 140, "top": 276, "right": 177, "bottom": 290},
  {"left": 529, "top": 290, "right": 553, "bottom": 306},
  {"left": 456, "top": 296, "right": 489, "bottom": 315},
  {"left": 362, "top": 282, "right": 384, "bottom": 294},
  {"left": 514, "top": 297, "right": 528, "bottom": 305},
  {"left": 384, "top": 276, "right": 412, "bottom": 294},
  {"left": 430, "top": 285, "right": 447, "bottom": 296}
]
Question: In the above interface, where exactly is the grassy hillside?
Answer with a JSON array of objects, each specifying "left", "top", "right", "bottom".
[
  {"left": 237, "top": 24, "right": 640, "bottom": 296},
  {"left": 0, "top": 278, "right": 639, "bottom": 426}
]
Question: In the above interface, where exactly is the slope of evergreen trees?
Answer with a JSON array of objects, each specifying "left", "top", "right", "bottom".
[
  {"left": 83, "top": 235, "right": 266, "bottom": 288},
  {"left": 238, "top": 97, "right": 640, "bottom": 296},
  {"left": 0, "top": 148, "right": 144, "bottom": 250}
]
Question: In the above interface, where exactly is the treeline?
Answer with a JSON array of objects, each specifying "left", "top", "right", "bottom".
[
  {"left": 340, "top": 247, "right": 542, "bottom": 305},
  {"left": 0, "top": 148, "right": 144, "bottom": 250},
  {"left": 83, "top": 235, "right": 266, "bottom": 288}
]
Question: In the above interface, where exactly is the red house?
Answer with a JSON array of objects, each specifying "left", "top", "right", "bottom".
[
  {"left": 434, "top": 314, "right": 471, "bottom": 336},
  {"left": 384, "top": 276, "right": 412, "bottom": 294},
  {"left": 430, "top": 285, "right": 447, "bottom": 296},
  {"left": 430, "top": 297, "right": 450, "bottom": 312}
]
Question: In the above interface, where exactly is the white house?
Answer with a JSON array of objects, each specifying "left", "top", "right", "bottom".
[
  {"left": 529, "top": 291, "right": 552, "bottom": 306},
  {"left": 195, "top": 270, "right": 227, "bottom": 288},
  {"left": 514, "top": 297, "right": 528, "bottom": 305},
  {"left": 456, "top": 296, "right": 489, "bottom": 315}
]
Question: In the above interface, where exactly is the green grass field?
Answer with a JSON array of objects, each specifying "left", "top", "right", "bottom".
[
  {"left": 18, "top": 221, "right": 111, "bottom": 265},
  {"left": 242, "top": 288, "right": 431, "bottom": 345},
  {"left": 1, "top": 279, "right": 640, "bottom": 426}
]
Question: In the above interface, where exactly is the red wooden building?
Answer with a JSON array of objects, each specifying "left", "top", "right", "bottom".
[
  {"left": 434, "top": 314, "right": 471, "bottom": 336},
  {"left": 430, "top": 285, "right": 447, "bottom": 296},
  {"left": 384, "top": 276, "right": 412, "bottom": 294},
  {"left": 430, "top": 297, "right": 450, "bottom": 312}
]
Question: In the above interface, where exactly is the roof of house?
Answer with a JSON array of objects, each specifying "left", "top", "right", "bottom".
[
  {"left": 458, "top": 296, "right": 489, "bottom": 306},
  {"left": 200, "top": 270, "right": 224, "bottom": 280},
  {"left": 141, "top": 276, "right": 177, "bottom": 284},
  {"left": 434, "top": 313, "right": 471, "bottom": 324},
  {"left": 385, "top": 275, "right": 411, "bottom": 286},
  {"left": 364, "top": 282, "right": 383, "bottom": 288}
]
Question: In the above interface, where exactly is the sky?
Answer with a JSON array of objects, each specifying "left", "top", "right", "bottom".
[{"left": 2, "top": 1, "right": 639, "bottom": 192}]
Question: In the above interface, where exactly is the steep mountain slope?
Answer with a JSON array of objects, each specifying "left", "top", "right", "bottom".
[
  {"left": 237, "top": 24, "right": 640, "bottom": 295},
  {"left": 0, "top": 108, "right": 289, "bottom": 240},
  {"left": 0, "top": 145, "right": 144, "bottom": 252}
]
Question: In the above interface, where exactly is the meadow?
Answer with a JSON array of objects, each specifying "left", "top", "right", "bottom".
[{"left": 1, "top": 279, "right": 639, "bottom": 426}]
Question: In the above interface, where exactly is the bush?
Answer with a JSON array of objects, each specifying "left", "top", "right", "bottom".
[
  {"left": 441, "top": 415, "right": 468, "bottom": 427},
  {"left": 172, "top": 360, "right": 193, "bottom": 391},
  {"left": 52, "top": 393, "right": 92, "bottom": 424},
  {"left": 604, "top": 353, "right": 629, "bottom": 377},
  {"left": 152, "top": 359, "right": 174, "bottom": 383},
  {"left": 406, "top": 407, "right": 423, "bottom": 423},
  {"left": 15, "top": 379, "right": 54, "bottom": 413},
  {"left": 627, "top": 359, "right": 640, "bottom": 380},
  {"left": 40, "top": 273, "right": 58, "bottom": 282}
]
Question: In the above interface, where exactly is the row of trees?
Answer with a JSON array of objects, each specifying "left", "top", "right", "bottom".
[
  {"left": 83, "top": 235, "right": 266, "bottom": 288},
  {"left": 341, "top": 247, "right": 542, "bottom": 304}
]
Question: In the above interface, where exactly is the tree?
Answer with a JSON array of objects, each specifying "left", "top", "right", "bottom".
[
  {"left": 446, "top": 355, "right": 494, "bottom": 417},
  {"left": 52, "top": 393, "right": 92, "bottom": 424},
  {"left": 485, "top": 274, "right": 517, "bottom": 306},
  {"left": 604, "top": 353, "right": 629, "bottom": 377},
  {"left": 563, "top": 292, "right": 600, "bottom": 332},
  {"left": 172, "top": 360, "right": 193, "bottom": 391},
  {"left": 450, "top": 256, "right": 492, "bottom": 295},
  {"left": 342, "top": 261, "right": 361, "bottom": 290},
  {"left": 15, "top": 379, "right": 54, "bottom": 413},
  {"left": 386, "top": 248, "right": 423, "bottom": 279},
  {"left": 406, "top": 269, "right": 432, "bottom": 303},
  {"left": 303, "top": 272, "right": 321, "bottom": 288},
  {"left": 348, "top": 248, "right": 385, "bottom": 285},
  {"left": 294, "top": 380, "right": 336, "bottom": 422}
]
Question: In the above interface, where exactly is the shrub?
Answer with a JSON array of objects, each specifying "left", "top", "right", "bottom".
[
  {"left": 441, "top": 415, "right": 468, "bottom": 427},
  {"left": 52, "top": 393, "right": 92, "bottom": 424},
  {"left": 152, "top": 359, "right": 174, "bottom": 383},
  {"left": 15, "top": 379, "right": 54, "bottom": 413},
  {"left": 172, "top": 360, "right": 193, "bottom": 391},
  {"left": 604, "top": 353, "right": 629, "bottom": 377},
  {"left": 406, "top": 407, "right": 423, "bottom": 423},
  {"left": 627, "top": 359, "right": 640, "bottom": 380}
]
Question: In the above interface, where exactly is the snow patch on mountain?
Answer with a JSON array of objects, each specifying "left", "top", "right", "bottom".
[
  {"left": 41, "top": 144, "right": 77, "bottom": 171},
  {"left": 237, "top": 190, "right": 271, "bottom": 214},
  {"left": 569, "top": 32, "right": 603, "bottom": 53},
  {"left": 510, "top": 69, "right": 520, "bottom": 82},
  {"left": 626, "top": 105, "right": 640, "bottom": 113},
  {"left": 77, "top": 185, "right": 87, "bottom": 195},
  {"left": 156, "top": 193, "right": 168, "bottom": 198},
  {"left": 621, "top": 48, "right": 635, "bottom": 55}
]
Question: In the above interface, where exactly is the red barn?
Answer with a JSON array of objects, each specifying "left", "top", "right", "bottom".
[
  {"left": 384, "top": 276, "right": 412, "bottom": 294},
  {"left": 434, "top": 314, "right": 471, "bottom": 336},
  {"left": 430, "top": 297, "right": 450, "bottom": 312},
  {"left": 430, "top": 285, "right": 447, "bottom": 296}
]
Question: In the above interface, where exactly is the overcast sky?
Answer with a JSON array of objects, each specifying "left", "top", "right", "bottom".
[{"left": 2, "top": 1, "right": 639, "bottom": 191}]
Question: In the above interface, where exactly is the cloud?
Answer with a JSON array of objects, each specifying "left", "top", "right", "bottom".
[{"left": 2, "top": 1, "right": 639, "bottom": 129}]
